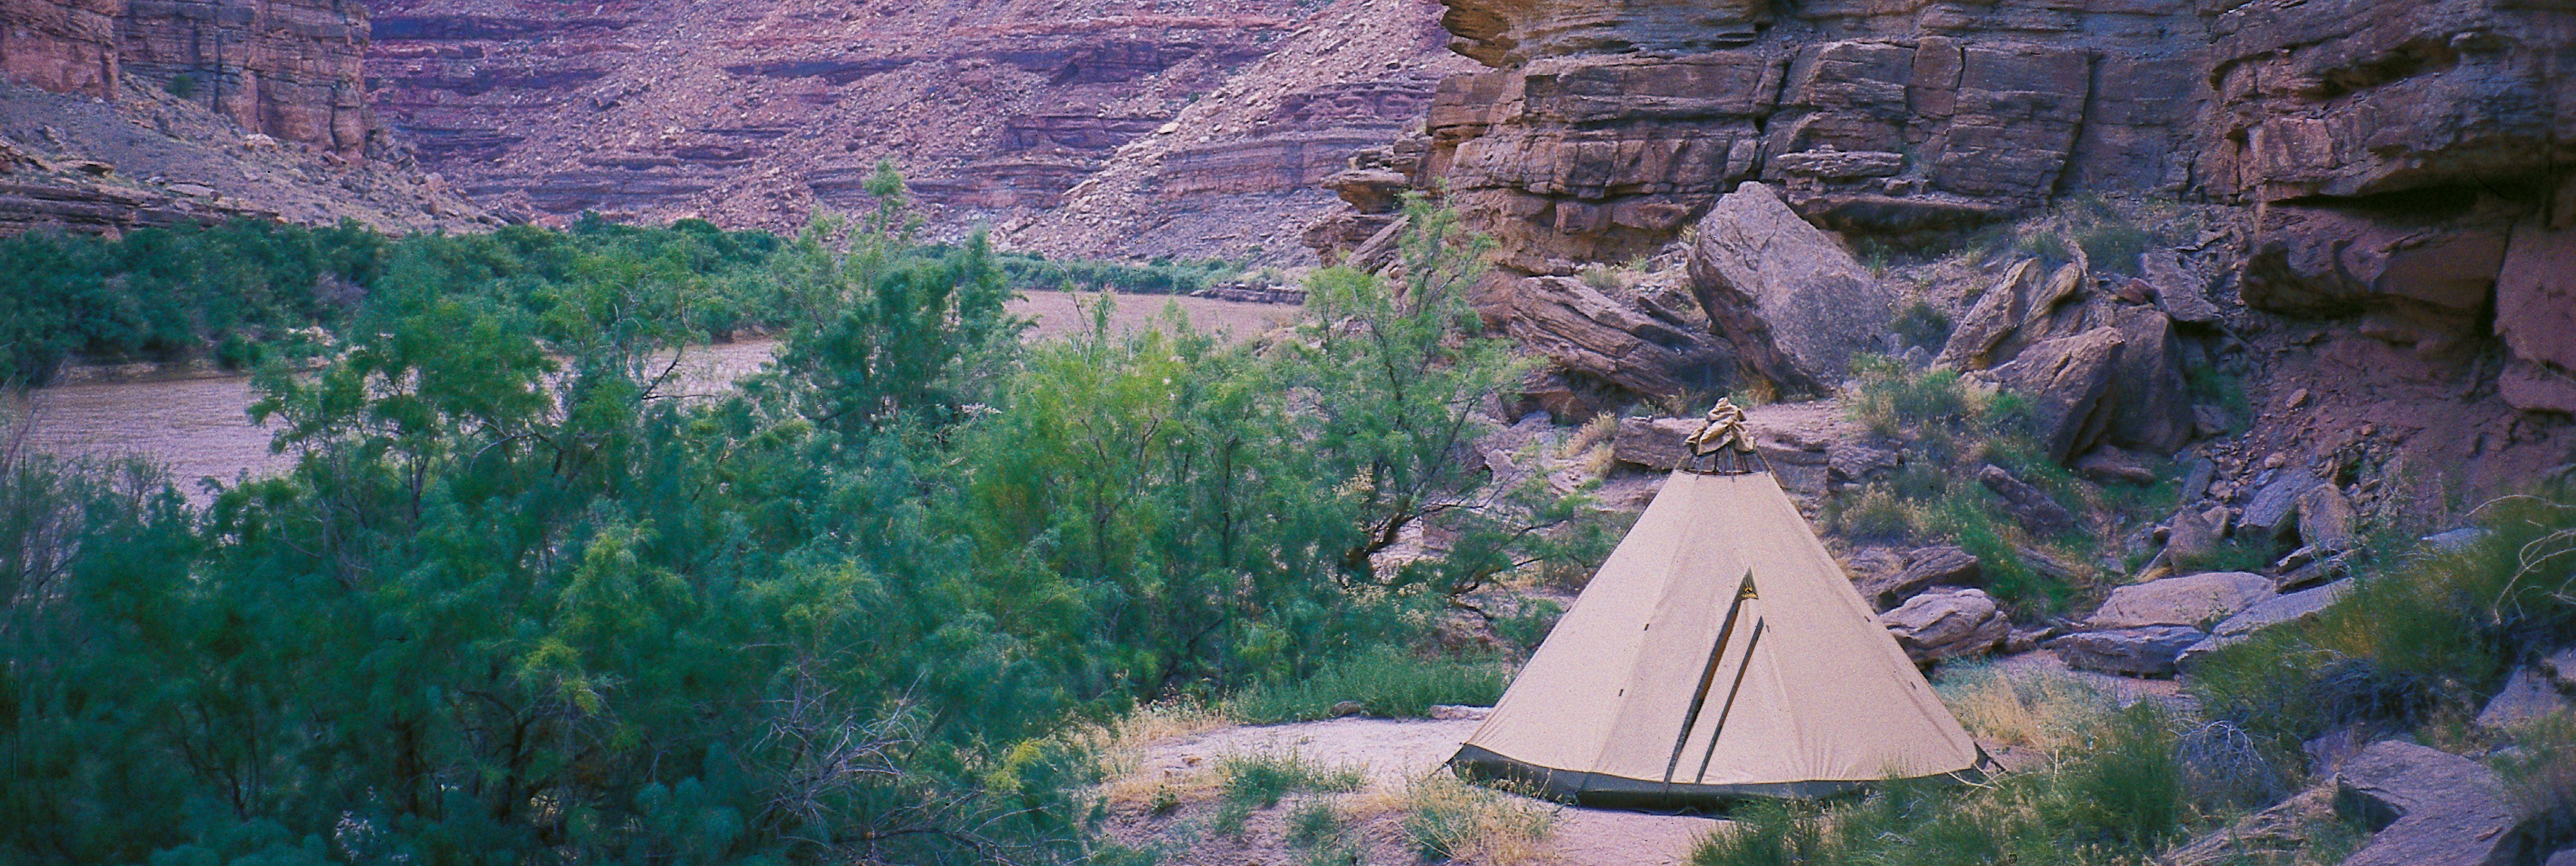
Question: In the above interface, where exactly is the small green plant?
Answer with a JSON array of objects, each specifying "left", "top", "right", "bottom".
[
  {"left": 2015, "top": 230, "right": 2073, "bottom": 266},
  {"left": 1226, "top": 648, "right": 1511, "bottom": 724},
  {"left": 2185, "top": 363, "right": 2253, "bottom": 433},
  {"left": 165, "top": 73, "right": 197, "bottom": 98},
  {"left": 1286, "top": 799, "right": 1345, "bottom": 848},
  {"left": 1577, "top": 264, "right": 1624, "bottom": 292}
]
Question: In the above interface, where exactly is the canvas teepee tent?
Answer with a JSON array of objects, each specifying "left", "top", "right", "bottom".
[{"left": 1449, "top": 401, "right": 1983, "bottom": 807}]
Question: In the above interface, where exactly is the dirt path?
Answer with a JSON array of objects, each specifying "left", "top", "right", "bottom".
[{"left": 1132, "top": 716, "right": 1723, "bottom": 866}]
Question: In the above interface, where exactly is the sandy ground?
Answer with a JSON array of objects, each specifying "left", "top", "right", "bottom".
[
  {"left": 1133, "top": 716, "right": 1724, "bottom": 866},
  {"left": 13, "top": 291, "right": 1295, "bottom": 495}
]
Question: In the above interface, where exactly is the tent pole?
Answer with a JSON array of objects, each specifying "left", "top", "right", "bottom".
[
  {"left": 1694, "top": 619, "right": 1768, "bottom": 782},
  {"left": 1660, "top": 571, "right": 1756, "bottom": 788}
]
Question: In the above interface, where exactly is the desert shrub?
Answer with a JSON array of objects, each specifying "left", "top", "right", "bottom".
[
  {"left": 990, "top": 249, "right": 1237, "bottom": 295},
  {"left": 1577, "top": 264, "right": 1625, "bottom": 291},
  {"left": 1492, "top": 597, "right": 1566, "bottom": 656},
  {"left": 165, "top": 73, "right": 195, "bottom": 97},
  {"left": 1227, "top": 648, "right": 1513, "bottom": 724},
  {"left": 1403, "top": 773, "right": 1556, "bottom": 865},
  {"left": 1692, "top": 691, "right": 2188, "bottom": 866},
  {"left": 1219, "top": 754, "right": 1366, "bottom": 810},
  {"left": 2173, "top": 720, "right": 2290, "bottom": 811},
  {"left": 0, "top": 181, "right": 1549, "bottom": 865},
  {"left": 1936, "top": 664, "right": 2119, "bottom": 756},
  {"left": 1892, "top": 299, "right": 1954, "bottom": 353},
  {"left": 2189, "top": 491, "right": 2576, "bottom": 747},
  {"left": 2494, "top": 712, "right": 2576, "bottom": 854}
]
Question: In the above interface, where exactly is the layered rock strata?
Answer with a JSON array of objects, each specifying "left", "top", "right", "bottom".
[
  {"left": 365, "top": 0, "right": 1472, "bottom": 256},
  {"left": 1421, "top": 0, "right": 2210, "bottom": 273},
  {"left": 1391, "top": 0, "right": 2574, "bottom": 430},
  {"left": 1, "top": 0, "right": 372, "bottom": 156}
]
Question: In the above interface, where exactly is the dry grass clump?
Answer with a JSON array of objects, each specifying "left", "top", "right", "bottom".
[
  {"left": 1936, "top": 664, "right": 2118, "bottom": 757},
  {"left": 1066, "top": 702, "right": 1233, "bottom": 811},
  {"left": 1400, "top": 773, "right": 1560, "bottom": 866}
]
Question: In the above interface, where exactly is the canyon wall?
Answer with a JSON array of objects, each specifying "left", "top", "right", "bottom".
[
  {"left": 364, "top": 0, "right": 1469, "bottom": 258},
  {"left": 0, "top": 0, "right": 372, "bottom": 156},
  {"left": 1407, "top": 0, "right": 2574, "bottom": 410}
]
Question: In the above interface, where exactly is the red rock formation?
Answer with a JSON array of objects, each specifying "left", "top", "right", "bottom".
[
  {"left": 361, "top": 0, "right": 1464, "bottom": 247},
  {"left": 1421, "top": 0, "right": 2219, "bottom": 272},
  {"left": 0, "top": 0, "right": 371, "bottom": 156}
]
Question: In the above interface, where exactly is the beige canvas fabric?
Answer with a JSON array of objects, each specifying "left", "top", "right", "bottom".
[{"left": 1451, "top": 470, "right": 1981, "bottom": 806}]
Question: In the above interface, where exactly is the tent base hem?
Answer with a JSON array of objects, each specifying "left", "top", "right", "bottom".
[{"left": 1448, "top": 744, "right": 1985, "bottom": 809}]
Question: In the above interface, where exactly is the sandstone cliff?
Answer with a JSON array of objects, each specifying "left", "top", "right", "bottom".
[
  {"left": 1, "top": 0, "right": 374, "bottom": 156},
  {"left": 365, "top": 0, "right": 1469, "bottom": 259}
]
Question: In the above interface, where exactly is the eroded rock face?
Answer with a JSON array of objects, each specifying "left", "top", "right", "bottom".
[
  {"left": 364, "top": 0, "right": 1476, "bottom": 253},
  {"left": 0, "top": 0, "right": 371, "bottom": 156},
  {"left": 1425, "top": 0, "right": 2215, "bottom": 272}
]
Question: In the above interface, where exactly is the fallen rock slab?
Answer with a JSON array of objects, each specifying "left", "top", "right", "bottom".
[
  {"left": 2088, "top": 571, "right": 2275, "bottom": 629},
  {"left": 1866, "top": 545, "right": 1982, "bottom": 610},
  {"left": 1983, "top": 328, "right": 2123, "bottom": 463},
  {"left": 2336, "top": 740, "right": 2529, "bottom": 866},
  {"left": 1977, "top": 464, "right": 2076, "bottom": 536},
  {"left": 2176, "top": 579, "right": 2353, "bottom": 670},
  {"left": 2050, "top": 625, "right": 2207, "bottom": 677}
]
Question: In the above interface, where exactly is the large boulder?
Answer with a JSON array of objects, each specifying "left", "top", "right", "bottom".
[
  {"left": 2335, "top": 740, "right": 2530, "bottom": 866},
  {"left": 2164, "top": 504, "right": 2232, "bottom": 569},
  {"left": 2088, "top": 571, "right": 2275, "bottom": 629},
  {"left": 1937, "top": 259, "right": 2050, "bottom": 369},
  {"left": 2099, "top": 304, "right": 2196, "bottom": 454},
  {"left": 2051, "top": 625, "right": 2208, "bottom": 677},
  {"left": 1686, "top": 182, "right": 1894, "bottom": 395},
  {"left": 1981, "top": 328, "right": 2123, "bottom": 463},
  {"left": 2296, "top": 484, "right": 2359, "bottom": 552},
  {"left": 2495, "top": 186, "right": 2576, "bottom": 414},
  {"left": 1882, "top": 588, "right": 2009, "bottom": 664},
  {"left": 2475, "top": 667, "right": 2570, "bottom": 729},
  {"left": 1484, "top": 274, "right": 1737, "bottom": 401}
]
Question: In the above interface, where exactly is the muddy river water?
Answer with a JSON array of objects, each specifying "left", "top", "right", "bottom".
[{"left": 12, "top": 292, "right": 1295, "bottom": 495}]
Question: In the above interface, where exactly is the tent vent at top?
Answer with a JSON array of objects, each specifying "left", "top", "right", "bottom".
[{"left": 1448, "top": 401, "right": 1985, "bottom": 807}]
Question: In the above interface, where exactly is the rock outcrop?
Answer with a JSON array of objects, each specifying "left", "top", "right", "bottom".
[
  {"left": 1374, "top": 0, "right": 2576, "bottom": 424},
  {"left": 2051, "top": 625, "right": 2208, "bottom": 677}
]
